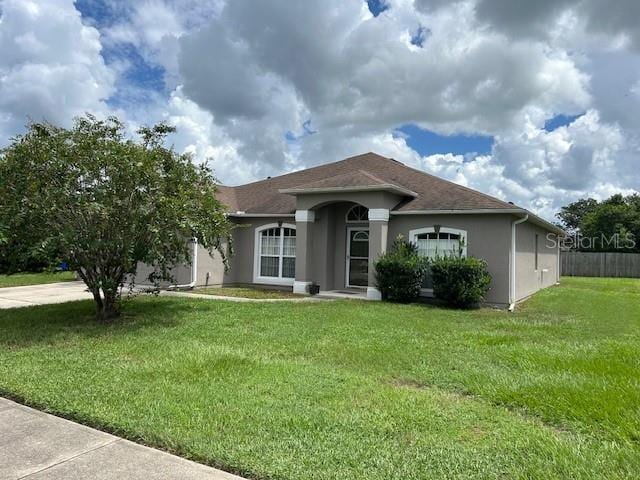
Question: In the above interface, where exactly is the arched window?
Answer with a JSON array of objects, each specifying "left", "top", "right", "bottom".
[
  {"left": 409, "top": 227, "right": 467, "bottom": 290},
  {"left": 352, "top": 230, "right": 369, "bottom": 242},
  {"left": 254, "top": 224, "right": 296, "bottom": 284},
  {"left": 346, "top": 205, "right": 368, "bottom": 222}
]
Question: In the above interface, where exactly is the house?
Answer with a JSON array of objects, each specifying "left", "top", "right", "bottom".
[{"left": 154, "top": 152, "right": 563, "bottom": 307}]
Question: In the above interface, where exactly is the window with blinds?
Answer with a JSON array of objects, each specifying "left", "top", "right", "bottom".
[
  {"left": 409, "top": 227, "right": 467, "bottom": 290},
  {"left": 258, "top": 227, "right": 296, "bottom": 279},
  {"left": 414, "top": 231, "right": 463, "bottom": 259}
]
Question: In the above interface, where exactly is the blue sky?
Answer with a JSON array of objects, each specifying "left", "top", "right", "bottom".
[
  {"left": 396, "top": 125, "right": 493, "bottom": 156},
  {"left": 75, "top": 1, "right": 168, "bottom": 109}
]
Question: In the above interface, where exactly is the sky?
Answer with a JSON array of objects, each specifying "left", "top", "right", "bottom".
[{"left": 1, "top": 0, "right": 639, "bottom": 221}]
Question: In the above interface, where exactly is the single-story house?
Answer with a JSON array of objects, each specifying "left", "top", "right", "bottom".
[{"left": 146, "top": 152, "right": 563, "bottom": 307}]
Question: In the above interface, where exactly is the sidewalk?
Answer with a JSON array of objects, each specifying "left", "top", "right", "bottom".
[{"left": 0, "top": 398, "right": 245, "bottom": 480}]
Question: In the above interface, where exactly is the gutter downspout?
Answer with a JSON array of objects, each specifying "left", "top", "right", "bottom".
[
  {"left": 509, "top": 214, "right": 528, "bottom": 312},
  {"left": 171, "top": 238, "right": 198, "bottom": 289},
  {"left": 556, "top": 236, "right": 561, "bottom": 284}
]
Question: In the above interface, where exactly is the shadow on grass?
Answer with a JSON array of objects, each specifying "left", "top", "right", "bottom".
[{"left": 0, "top": 296, "right": 202, "bottom": 349}]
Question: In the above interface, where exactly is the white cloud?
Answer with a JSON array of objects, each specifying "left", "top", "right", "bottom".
[
  {"left": 0, "top": 0, "right": 638, "bottom": 222},
  {"left": 0, "top": 0, "right": 115, "bottom": 140},
  {"left": 421, "top": 110, "right": 635, "bottom": 219}
]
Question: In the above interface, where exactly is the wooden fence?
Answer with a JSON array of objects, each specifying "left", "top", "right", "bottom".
[{"left": 561, "top": 251, "right": 640, "bottom": 278}]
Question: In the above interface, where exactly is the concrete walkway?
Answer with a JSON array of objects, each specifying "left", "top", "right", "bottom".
[
  {"left": 0, "top": 281, "right": 331, "bottom": 309},
  {"left": 0, "top": 282, "right": 91, "bottom": 309},
  {"left": 0, "top": 398, "right": 245, "bottom": 479},
  {"left": 162, "top": 290, "right": 323, "bottom": 303}
]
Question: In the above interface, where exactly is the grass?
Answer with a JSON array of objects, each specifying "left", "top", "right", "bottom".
[
  {"left": 0, "top": 277, "right": 639, "bottom": 479},
  {"left": 193, "top": 286, "right": 302, "bottom": 299},
  {"left": 0, "top": 271, "right": 76, "bottom": 288}
]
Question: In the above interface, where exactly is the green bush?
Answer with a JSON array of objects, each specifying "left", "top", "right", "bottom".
[
  {"left": 430, "top": 256, "right": 491, "bottom": 308},
  {"left": 375, "top": 236, "right": 429, "bottom": 303}
]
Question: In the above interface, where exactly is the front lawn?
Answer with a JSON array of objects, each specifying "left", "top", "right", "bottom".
[
  {"left": 0, "top": 271, "right": 76, "bottom": 288},
  {"left": 193, "top": 286, "right": 302, "bottom": 299},
  {"left": 0, "top": 277, "right": 639, "bottom": 479}
]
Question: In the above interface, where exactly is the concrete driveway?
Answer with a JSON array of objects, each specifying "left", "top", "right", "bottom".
[
  {"left": 0, "top": 398, "right": 244, "bottom": 479},
  {"left": 0, "top": 282, "right": 92, "bottom": 309}
]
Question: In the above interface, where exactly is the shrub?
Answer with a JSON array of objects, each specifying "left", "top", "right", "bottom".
[
  {"left": 375, "top": 236, "right": 429, "bottom": 303},
  {"left": 430, "top": 256, "right": 491, "bottom": 308}
]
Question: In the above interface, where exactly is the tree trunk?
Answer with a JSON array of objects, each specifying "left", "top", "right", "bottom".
[
  {"left": 94, "top": 292, "right": 120, "bottom": 322},
  {"left": 102, "top": 295, "right": 120, "bottom": 321},
  {"left": 92, "top": 288, "right": 104, "bottom": 319}
]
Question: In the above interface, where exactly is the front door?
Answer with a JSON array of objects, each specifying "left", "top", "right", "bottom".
[{"left": 346, "top": 227, "right": 369, "bottom": 287}]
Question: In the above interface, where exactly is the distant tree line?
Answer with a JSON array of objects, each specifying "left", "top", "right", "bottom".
[{"left": 556, "top": 194, "right": 640, "bottom": 252}]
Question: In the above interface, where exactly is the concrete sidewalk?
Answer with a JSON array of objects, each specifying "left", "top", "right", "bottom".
[
  {"left": 0, "top": 398, "right": 245, "bottom": 479},
  {"left": 0, "top": 282, "right": 91, "bottom": 309}
]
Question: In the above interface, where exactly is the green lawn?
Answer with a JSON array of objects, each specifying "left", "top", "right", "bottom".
[
  {"left": 0, "top": 277, "right": 639, "bottom": 479},
  {"left": 0, "top": 271, "right": 76, "bottom": 288},
  {"left": 193, "top": 286, "right": 302, "bottom": 299}
]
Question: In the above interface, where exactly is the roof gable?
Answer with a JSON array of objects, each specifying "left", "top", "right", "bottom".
[{"left": 278, "top": 169, "right": 418, "bottom": 197}]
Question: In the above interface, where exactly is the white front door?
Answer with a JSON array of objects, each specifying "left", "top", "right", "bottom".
[{"left": 346, "top": 227, "right": 369, "bottom": 287}]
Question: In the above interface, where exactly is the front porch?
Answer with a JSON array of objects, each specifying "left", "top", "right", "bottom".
[
  {"left": 284, "top": 187, "right": 404, "bottom": 300},
  {"left": 291, "top": 200, "right": 392, "bottom": 300}
]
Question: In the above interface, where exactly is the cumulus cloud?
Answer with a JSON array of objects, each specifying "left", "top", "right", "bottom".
[
  {"left": 169, "top": 0, "right": 598, "bottom": 188},
  {"left": 0, "top": 0, "right": 638, "bottom": 221},
  {"left": 0, "top": 0, "right": 115, "bottom": 140}
]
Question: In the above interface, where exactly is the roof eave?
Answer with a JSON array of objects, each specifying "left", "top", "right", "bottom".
[
  {"left": 392, "top": 208, "right": 565, "bottom": 235},
  {"left": 228, "top": 212, "right": 295, "bottom": 218},
  {"left": 391, "top": 208, "right": 524, "bottom": 215}
]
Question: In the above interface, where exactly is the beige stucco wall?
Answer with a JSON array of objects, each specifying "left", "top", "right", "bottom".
[
  {"left": 304, "top": 206, "right": 515, "bottom": 301},
  {"left": 195, "top": 210, "right": 516, "bottom": 304},
  {"left": 514, "top": 220, "right": 560, "bottom": 302},
  {"left": 220, "top": 217, "right": 296, "bottom": 286},
  {"left": 135, "top": 207, "right": 558, "bottom": 306},
  {"left": 193, "top": 241, "right": 232, "bottom": 286},
  {"left": 134, "top": 256, "right": 193, "bottom": 287},
  {"left": 388, "top": 214, "right": 513, "bottom": 305}
]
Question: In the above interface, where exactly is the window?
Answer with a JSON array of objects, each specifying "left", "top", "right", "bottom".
[
  {"left": 346, "top": 205, "right": 369, "bottom": 222},
  {"left": 534, "top": 233, "right": 539, "bottom": 270},
  {"left": 409, "top": 227, "right": 467, "bottom": 290},
  {"left": 254, "top": 224, "right": 296, "bottom": 284}
]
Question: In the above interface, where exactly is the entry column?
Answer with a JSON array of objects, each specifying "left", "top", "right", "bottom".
[
  {"left": 367, "top": 208, "right": 389, "bottom": 300},
  {"left": 294, "top": 209, "right": 315, "bottom": 294}
]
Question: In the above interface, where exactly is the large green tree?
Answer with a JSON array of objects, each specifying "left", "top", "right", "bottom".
[
  {"left": 0, "top": 115, "right": 232, "bottom": 321},
  {"left": 556, "top": 197, "right": 599, "bottom": 233},
  {"left": 557, "top": 194, "right": 640, "bottom": 252}
]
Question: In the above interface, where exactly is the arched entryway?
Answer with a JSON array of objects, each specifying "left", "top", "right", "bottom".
[{"left": 290, "top": 192, "right": 396, "bottom": 299}]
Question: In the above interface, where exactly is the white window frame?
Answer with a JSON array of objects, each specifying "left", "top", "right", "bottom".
[
  {"left": 345, "top": 205, "right": 369, "bottom": 223},
  {"left": 408, "top": 226, "right": 468, "bottom": 293},
  {"left": 253, "top": 223, "right": 296, "bottom": 285}
]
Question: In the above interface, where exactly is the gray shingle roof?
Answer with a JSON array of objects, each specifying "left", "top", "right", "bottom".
[{"left": 218, "top": 152, "right": 517, "bottom": 214}]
